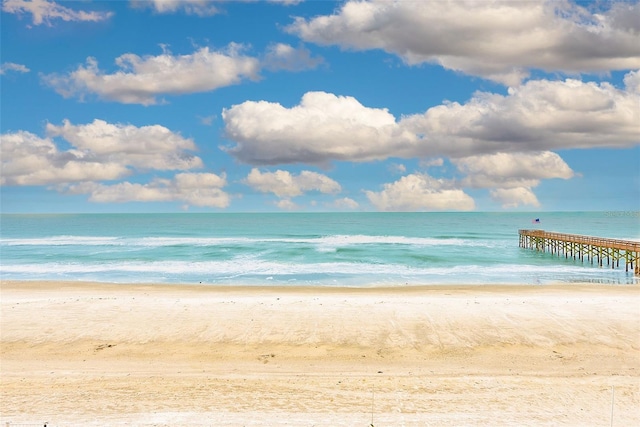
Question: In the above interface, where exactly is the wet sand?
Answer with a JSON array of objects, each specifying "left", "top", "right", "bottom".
[{"left": 1, "top": 280, "right": 639, "bottom": 426}]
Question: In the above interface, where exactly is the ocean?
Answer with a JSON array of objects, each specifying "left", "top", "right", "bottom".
[{"left": 1, "top": 212, "right": 638, "bottom": 286}]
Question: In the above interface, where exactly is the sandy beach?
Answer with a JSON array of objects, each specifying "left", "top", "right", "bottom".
[{"left": 1, "top": 280, "right": 639, "bottom": 426}]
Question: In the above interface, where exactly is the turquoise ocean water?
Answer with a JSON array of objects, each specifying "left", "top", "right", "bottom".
[{"left": 1, "top": 212, "right": 638, "bottom": 286}]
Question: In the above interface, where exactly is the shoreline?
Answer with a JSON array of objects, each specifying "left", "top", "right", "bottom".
[
  {"left": 2, "top": 280, "right": 639, "bottom": 425},
  {"left": 2, "top": 278, "right": 636, "bottom": 291}
]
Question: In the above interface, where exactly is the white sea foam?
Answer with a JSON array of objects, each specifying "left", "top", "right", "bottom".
[
  {"left": 0, "top": 259, "right": 598, "bottom": 278},
  {"left": 1, "top": 234, "right": 493, "bottom": 248},
  {"left": 1, "top": 236, "right": 123, "bottom": 246}
]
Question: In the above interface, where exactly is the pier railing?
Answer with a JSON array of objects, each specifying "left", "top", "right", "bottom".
[{"left": 518, "top": 229, "right": 640, "bottom": 275}]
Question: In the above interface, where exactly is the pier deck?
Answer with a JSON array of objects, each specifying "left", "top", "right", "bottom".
[{"left": 518, "top": 229, "right": 640, "bottom": 275}]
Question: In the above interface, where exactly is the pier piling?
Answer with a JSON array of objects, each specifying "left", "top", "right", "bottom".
[{"left": 519, "top": 230, "right": 640, "bottom": 275}]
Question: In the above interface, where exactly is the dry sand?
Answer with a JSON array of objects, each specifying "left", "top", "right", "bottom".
[{"left": 1, "top": 280, "right": 639, "bottom": 426}]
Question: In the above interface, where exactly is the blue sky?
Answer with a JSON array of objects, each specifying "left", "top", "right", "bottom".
[{"left": 1, "top": 0, "right": 639, "bottom": 213}]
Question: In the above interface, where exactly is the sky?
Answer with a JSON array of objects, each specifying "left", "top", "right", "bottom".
[{"left": 1, "top": 0, "right": 639, "bottom": 213}]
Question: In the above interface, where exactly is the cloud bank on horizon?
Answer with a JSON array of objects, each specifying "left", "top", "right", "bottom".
[{"left": 1, "top": 0, "right": 639, "bottom": 212}]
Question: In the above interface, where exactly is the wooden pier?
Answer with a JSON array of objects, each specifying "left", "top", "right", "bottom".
[{"left": 519, "top": 230, "right": 640, "bottom": 275}]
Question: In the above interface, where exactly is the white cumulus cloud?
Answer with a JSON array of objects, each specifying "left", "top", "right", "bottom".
[
  {"left": 66, "top": 173, "right": 230, "bottom": 208},
  {"left": 130, "top": 0, "right": 302, "bottom": 16},
  {"left": 244, "top": 168, "right": 341, "bottom": 198},
  {"left": 452, "top": 151, "right": 574, "bottom": 209},
  {"left": 131, "top": 0, "right": 220, "bottom": 16},
  {"left": 0, "top": 62, "right": 30, "bottom": 75},
  {"left": 332, "top": 197, "right": 359, "bottom": 210},
  {"left": 268, "top": 0, "right": 302, "bottom": 5},
  {"left": 223, "top": 91, "right": 414, "bottom": 165},
  {"left": 454, "top": 151, "right": 574, "bottom": 189},
  {"left": 263, "top": 43, "right": 324, "bottom": 72},
  {"left": 624, "top": 69, "right": 640, "bottom": 94},
  {"left": 2, "top": 0, "right": 113, "bottom": 26},
  {"left": 276, "top": 199, "right": 299, "bottom": 210},
  {"left": 46, "top": 119, "right": 202, "bottom": 171},
  {"left": 0, "top": 130, "right": 129, "bottom": 186},
  {"left": 401, "top": 74, "right": 640, "bottom": 157},
  {"left": 286, "top": 0, "right": 640, "bottom": 85},
  {"left": 1, "top": 120, "right": 202, "bottom": 186},
  {"left": 490, "top": 187, "right": 541, "bottom": 209},
  {"left": 420, "top": 158, "right": 444, "bottom": 169},
  {"left": 365, "top": 173, "right": 475, "bottom": 212},
  {"left": 43, "top": 45, "right": 261, "bottom": 105},
  {"left": 223, "top": 73, "right": 639, "bottom": 164}
]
